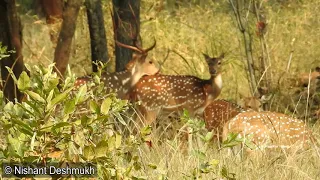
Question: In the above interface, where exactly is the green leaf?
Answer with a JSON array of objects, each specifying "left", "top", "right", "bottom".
[
  {"left": 30, "top": 132, "right": 37, "bottom": 151},
  {"left": 183, "top": 109, "right": 190, "bottom": 118},
  {"left": 25, "top": 90, "right": 45, "bottom": 103},
  {"left": 140, "top": 125, "right": 152, "bottom": 136},
  {"left": 80, "top": 116, "right": 92, "bottom": 126},
  {"left": 46, "top": 78, "right": 59, "bottom": 92},
  {"left": 101, "top": 98, "right": 112, "bottom": 115},
  {"left": 13, "top": 104, "right": 25, "bottom": 117},
  {"left": 11, "top": 119, "right": 33, "bottom": 132},
  {"left": 63, "top": 99, "right": 76, "bottom": 115},
  {"left": 5, "top": 67, "right": 18, "bottom": 83},
  {"left": 209, "top": 159, "right": 220, "bottom": 168},
  {"left": 113, "top": 99, "right": 128, "bottom": 111},
  {"left": 89, "top": 100, "right": 100, "bottom": 114},
  {"left": 3, "top": 101, "right": 14, "bottom": 113},
  {"left": 17, "top": 71, "right": 30, "bottom": 91},
  {"left": 95, "top": 140, "right": 108, "bottom": 157},
  {"left": 16, "top": 126, "right": 33, "bottom": 136},
  {"left": 108, "top": 136, "right": 115, "bottom": 151},
  {"left": 75, "top": 84, "right": 87, "bottom": 105},
  {"left": 222, "top": 132, "right": 243, "bottom": 148},
  {"left": 7, "top": 135, "right": 26, "bottom": 158},
  {"left": 244, "top": 134, "right": 256, "bottom": 150},
  {"left": 115, "top": 134, "right": 121, "bottom": 149},
  {"left": 83, "top": 146, "right": 95, "bottom": 160},
  {"left": 205, "top": 132, "right": 214, "bottom": 142},
  {"left": 24, "top": 100, "right": 42, "bottom": 116},
  {"left": 50, "top": 87, "right": 73, "bottom": 107},
  {"left": 51, "top": 122, "right": 71, "bottom": 131},
  {"left": 46, "top": 89, "right": 54, "bottom": 103},
  {"left": 192, "top": 150, "right": 206, "bottom": 160}
]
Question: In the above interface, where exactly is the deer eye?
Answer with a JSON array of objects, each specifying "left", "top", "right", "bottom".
[
  {"left": 218, "top": 61, "right": 221, "bottom": 65},
  {"left": 149, "top": 61, "right": 153, "bottom": 64}
]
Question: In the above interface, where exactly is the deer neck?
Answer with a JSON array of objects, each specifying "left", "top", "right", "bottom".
[
  {"left": 101, "top": 70, "right": 134, "bottom": 97},
  {"left": 112, "top": 68, "right": 144, "bottom": 94},
  {"left": 130, "top": 65, "right": 145, "bottom": 88},
  {"left": 197, "top": 74, "right": 222, "bottom": 115},
  {"left": 208, "top": 73, "right": 222, "bottom": 99}
]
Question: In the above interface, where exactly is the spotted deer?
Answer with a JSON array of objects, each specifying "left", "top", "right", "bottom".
[
  {"left": 222, "top": 111, "right": 317, "bottom": 151},
  {"left": 203, "top": 97, "right": 262, "bottom": 140},
  {"left": 203, "top": 100, "right": 244, "bottom": 138},
  {"left": 130, "top": 53, "right": 224, "bottom": 126},
  {"left": 74, "top": 40, "right": 159, "bottom": 100}
]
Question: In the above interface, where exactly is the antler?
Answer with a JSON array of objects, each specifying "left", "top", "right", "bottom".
[
  {"left": 115, "top": 41, "right": 143, "bottom": 53},
  {"left": 116, "top": 39, "right": 156, "bottom": 54},
  {"left": 143, "top": 38, "right": 157, "bottom": 53},
  {"left": 114, "top": 4, "right": 157, "bottom": 54}
]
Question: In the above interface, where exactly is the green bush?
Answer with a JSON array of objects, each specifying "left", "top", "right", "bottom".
[{"left": 0, "top": 64, "right": 155, "bottom": 179}]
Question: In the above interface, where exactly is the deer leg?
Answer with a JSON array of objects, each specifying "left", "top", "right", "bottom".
[
  {"left": 144, "top": 109, "right": 159, "bottom": 126},
  {"left": 135, "top": 105, "right": 159, "bottom": 126}
]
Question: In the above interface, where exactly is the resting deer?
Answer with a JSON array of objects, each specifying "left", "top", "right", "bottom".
[
  {"left": 222, "top": 111, "right": 317, "bottom": 151},
  {"left": 130, "top": 53, "right": 224, "bottom": 126},
  {"left": 203, "top": 100, "right": 244, "bottom": 138},
  {"left": 202, "top": 97, "right": 261, "bottom": 140},
  {"left": 74, "top": 40, "right": 159, "bottom": 99}
]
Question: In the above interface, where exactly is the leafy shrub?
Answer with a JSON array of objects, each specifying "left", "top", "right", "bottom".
[{"left": 0, "top": 64, "right": 153, "bottom": 179}]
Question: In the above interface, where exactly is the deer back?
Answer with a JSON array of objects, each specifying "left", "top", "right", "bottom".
[
  {"left": 222, "top": 111, "right": 315, "bottom": 149},
  {"left": 204, "top": 99, "right": 243, "bottom": 132}
]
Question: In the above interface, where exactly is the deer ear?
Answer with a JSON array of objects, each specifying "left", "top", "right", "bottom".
[
  {"left": 203, "top": 53, "right": 211, "bottom": 61},
  {"left": 126, "top": 60, "right": 134, "bottom": 71},
  {"left": 218, "top": 53, "right": 225, "bottom": 60}
]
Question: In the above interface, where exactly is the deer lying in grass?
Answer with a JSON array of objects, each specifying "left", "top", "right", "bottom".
[
  {"left": 222, "top": 111, "right": 317, "bottom": 153},
  {"left": 130, "top": 53, "right": 224, "bottom": 126}
]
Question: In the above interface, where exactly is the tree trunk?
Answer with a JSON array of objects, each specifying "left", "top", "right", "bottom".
[
  {"left": 85, "top": 0, "right": 109, "bottom": 73},
  {"left": 38, "top": 0, "right": 64, "bottom": 45},
  {"left": 0, "top": 0, "right": 25, "bottom": 102},
  {"left": 40, "top": 0, "right": 63, "bottom": 24},
  {"left": 53, "top": 0, "right": 82, "bottom": 78},
  {"left": 112, "top": 0, "right": 140, "bottom": 72}
]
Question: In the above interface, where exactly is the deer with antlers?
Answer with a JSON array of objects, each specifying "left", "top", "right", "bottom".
[
  {"left": 74, "top": 40, "right": 159, "bottom": 99},
  {"left": 130, "top": 53, "right": 224, "bottom": 126}
]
